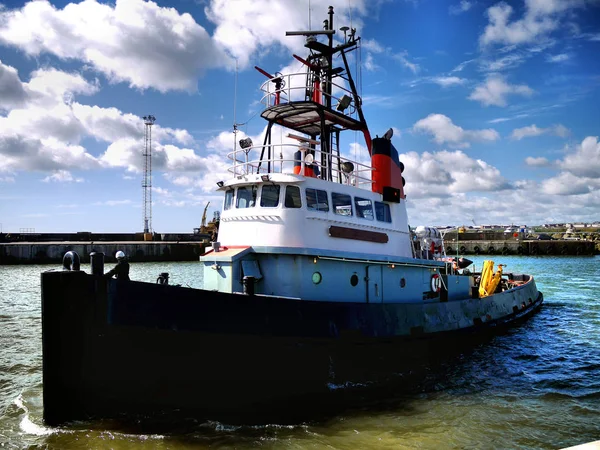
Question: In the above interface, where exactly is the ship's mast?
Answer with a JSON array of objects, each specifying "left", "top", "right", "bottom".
[{"left": 255, "top": 6, "right": 370, "bottom": 182}]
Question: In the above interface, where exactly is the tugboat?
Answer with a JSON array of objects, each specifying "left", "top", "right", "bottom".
[{"left": 41, "top": 7, "right": 543, "bottom": 426}]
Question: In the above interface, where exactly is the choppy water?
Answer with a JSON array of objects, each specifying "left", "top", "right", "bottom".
[{"left": 1, "top": 256, "right": 599, "bottom": 449}]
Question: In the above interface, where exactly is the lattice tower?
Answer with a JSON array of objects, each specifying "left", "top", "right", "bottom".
[{"left": 142, "top": 115, "right": 156, "bottom": 233}]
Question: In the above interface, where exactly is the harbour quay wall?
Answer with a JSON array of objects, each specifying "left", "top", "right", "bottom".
[
  {"left": 444, "top": 239, "right": 596, "bottom": 256},
  {"left": 0, "top": 241, "right": 207, "bottom": 265}
]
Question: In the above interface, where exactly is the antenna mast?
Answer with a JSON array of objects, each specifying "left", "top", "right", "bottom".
[{"left": 142, "top": 115, "right": 156, "bottom": 234}]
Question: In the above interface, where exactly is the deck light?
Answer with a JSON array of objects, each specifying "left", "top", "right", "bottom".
[
  {"left": 336, "top": 95, "right": 352, "bottom": 112},
  {"left": 216, "top": 181, "right": 224, "bottom": 187},
  {"left": 239, "top": 138, "right": 253, "bottom": 149},
  {"left": 261, "top": 175, "right": 270, "bottom": 182}
]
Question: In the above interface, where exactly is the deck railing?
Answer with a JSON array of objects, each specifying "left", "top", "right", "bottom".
[
  {"left": 227, "top": 143, "right": 373, "bottom": 189},
  {"left": 258, "top": 72, "right": 358, "bottom": 116}
]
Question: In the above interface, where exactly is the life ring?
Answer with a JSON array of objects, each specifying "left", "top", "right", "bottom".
[
  {"left": 431, "top": 274, "right": 441, "bottom": 293},
  {"left": 62, "top": 251, "right": 81, "bottom": 271}
]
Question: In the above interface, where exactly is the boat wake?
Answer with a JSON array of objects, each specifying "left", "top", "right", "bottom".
[{"left": 13, "top": 393, "right": 54, "bottom": 436}]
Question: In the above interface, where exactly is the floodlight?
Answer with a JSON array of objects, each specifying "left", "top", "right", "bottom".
[
  {"left": 239, "top": 138, "right": 253, "bottom": 149},
  {"left": 336, "top": 95, "right": 352, "bottom": 112}
]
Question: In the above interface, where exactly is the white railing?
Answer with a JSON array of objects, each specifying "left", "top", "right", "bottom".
[
  {"left": 259, "top": 72, "right": 358, "bottom": 116},
  {"left": 227, "top": 143, "right": 374, "bottom": 189}
]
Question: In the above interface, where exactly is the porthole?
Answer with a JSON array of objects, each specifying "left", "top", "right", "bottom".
[
  {"left": 350, "top": 274, "right": 359, "bottom": 286},
  {"left": 400, "top": 278, "right": 406, "bottom": 288},
  {"left": 312, "top": 272, "right": 322, "bottom": 284}
]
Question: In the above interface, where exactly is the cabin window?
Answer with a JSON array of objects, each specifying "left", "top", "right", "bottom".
[
  {"left": 224, "top": 189, "right": 234, "bottom": 211},
  {"left": 260, "top": 184, "right": 280, "bottom": 207},
  {"left": 284, "top": 185, "right": 302, "bottom": 208},
  {"left": 332, "top": 192, "right": 352, "bottom": 216},
  {"left": 354, "top": 197, "right": 374, "bottom": 220},
  {"left": 375, "top": 201, "right": 392, "bottom": 223},
  {"left": 236, "top": 185, "right": 257, "bottom": 208},
  {"left": 306, "top": 188, "right": 329, "bottom": 212}
]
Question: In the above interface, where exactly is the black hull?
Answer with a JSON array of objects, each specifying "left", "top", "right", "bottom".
[{"left": 41, "top": 271, "right": 543, "bottom": 426}]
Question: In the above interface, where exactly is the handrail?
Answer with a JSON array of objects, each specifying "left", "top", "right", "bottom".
[
  {"left": 227, "top": 143, "right": 374, "bottom": 189},
  {"left": 258, "top": 72, "right": 359, "bottom": 116}
]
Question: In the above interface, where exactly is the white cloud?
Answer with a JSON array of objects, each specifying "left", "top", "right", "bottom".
[
  {"left": 401, "top": 150, "right": 511, "bottom": 200},
  {"left": 205, "top": 0, "right": 367, "bottom": 67},
  {"left": 468, "top": 74, "right": 534, "bottom": 107},
  {"left": 42, "top": 170, "right": 84, "bottom": 183},
  {"left": 0, "top": 0, "right": 232, "bottom": 92},
  {"left": 449, "top": 1, "right": 474, "bottom": 15},
  {"left": 525, "top": 156, "right": 551, "bottom": 167},
  {"left": 93, "top": 200, "right": 133, "bottom": 206},
  {"left": 480, "top": 0, "right": 596, "bottom": 47},
  {"left": 0, "top": 61, "right": 210, "bottom": 182},
  {"left": 541, "top": 171, "right": 592, "bottom": 195},
  {"left": 0, "top": 61, "right": 28, "bottom": 109},
  {"left": 559, "top": 136, "right": 600, "bottom": 178},
  {"left": 511, "top": 124, "right": 570, "bottom": 140},
  {"left": 431, "top": 76, "right": 467, "bottom": 87},
  {"left": 413, "top": 114, "right": 499, "bottom": 148},
  {"left": 538, "top": 136, "right": 600, "bottom": 196},
  {"left": 393, "top": 51, "right": 420, "bottom": 74},
  {"left": 480, "top": 52, "right": 527, "bottom": 72},
  {"left": 546, "top": 53, "right": 570, "bottom": 62}
]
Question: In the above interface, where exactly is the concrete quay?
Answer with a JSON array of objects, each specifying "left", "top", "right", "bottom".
[
  {"left": 0, "top": 241, "right": 207, "bottom": 265},
  {"left": 444, "top": 239, "right": 596, "bottom": 256}
]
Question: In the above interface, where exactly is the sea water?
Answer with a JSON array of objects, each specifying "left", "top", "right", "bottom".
[{"left": 1, "top": 256, "right": 599, "bottom": 449}]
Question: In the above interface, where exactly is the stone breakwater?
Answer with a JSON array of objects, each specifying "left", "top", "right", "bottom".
[
  {"left": 444, "top": 239, "right": 597, "bottom": 256},
  {"left": 0, "top": 241, "right": 207, "bottom": 265}
]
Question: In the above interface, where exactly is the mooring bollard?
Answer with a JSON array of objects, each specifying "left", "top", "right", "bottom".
[
  {"left": 90, "top": 252, "right": 105, "bottom": 276},
  {"left": 243, "top": 276, "right": 255, "bottom": 296},
  {"left": 157, "top": 272, "right": 169, "bottom": 285}
]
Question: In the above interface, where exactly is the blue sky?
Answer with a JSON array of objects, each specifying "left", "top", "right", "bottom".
[{"left": 0, "top": 0, "right": 599, "bottom": 233}]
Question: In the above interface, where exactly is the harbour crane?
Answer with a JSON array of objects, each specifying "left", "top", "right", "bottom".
[{"left": 200, "top": 202, "right": 210, "bottom": 232}]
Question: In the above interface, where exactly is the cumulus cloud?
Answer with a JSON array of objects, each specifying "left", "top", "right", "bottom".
[
  {"left": 0, "top": 61, "right": 28, "bottom": 109},
  {"left": 511, "top": 124, "right": 569, "bottom": 140},
  {"left": 401, "top": 149, "right": 511, "bottom": 200},
  {"left": 559, "top": 136, "right": 600, "bottom": 178},
  {"left": 541, "top": 171, "right": 592, "bottom": 195},
  {"left": 479, "top": 0, "right": 597, "bottom": 47},
  {"left": 42, "top": 170, "right": 84, "bottom": 183},
  {"left": 469, "top": 74, "right": 534, "bottom": 107},
  {"left": 525, "top": 156, "right": 551, "bottom": 167},
  {"left": 0, "top": 61, "right": 213, "bottom": 184},
  {"left": 0, "top": 0, "right": 232, "bottom": 92},
  {"left": 537, "top": 137, "right": 600, "bottom": 196},
  {"left": 413, "top": 114, "right": 500, "bottom": 148}
]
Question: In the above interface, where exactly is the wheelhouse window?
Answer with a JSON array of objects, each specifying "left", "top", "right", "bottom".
[
  {"left": 332, "top": 192, "right": 352, "bottom": 216},
  {"left": 224, "top": 189, "right": 234, "bottom": 211},
  {"left": 306, "top": 188, "right": 329, "bottom": 212},
  {"left": 285, "top": 185, "right": 302, "bottom": 208},
  {"left": 354, "top": 197, "right": 374, "bottom": 220},
  {"left": 236, "top": 185, "right": 257, "bottom": 208},
  {"left": 375, "top": 201, "right": 392, "bottom": 223},
  {"left": 260, "top": 184, "right": 280, "bottom": 207}
]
